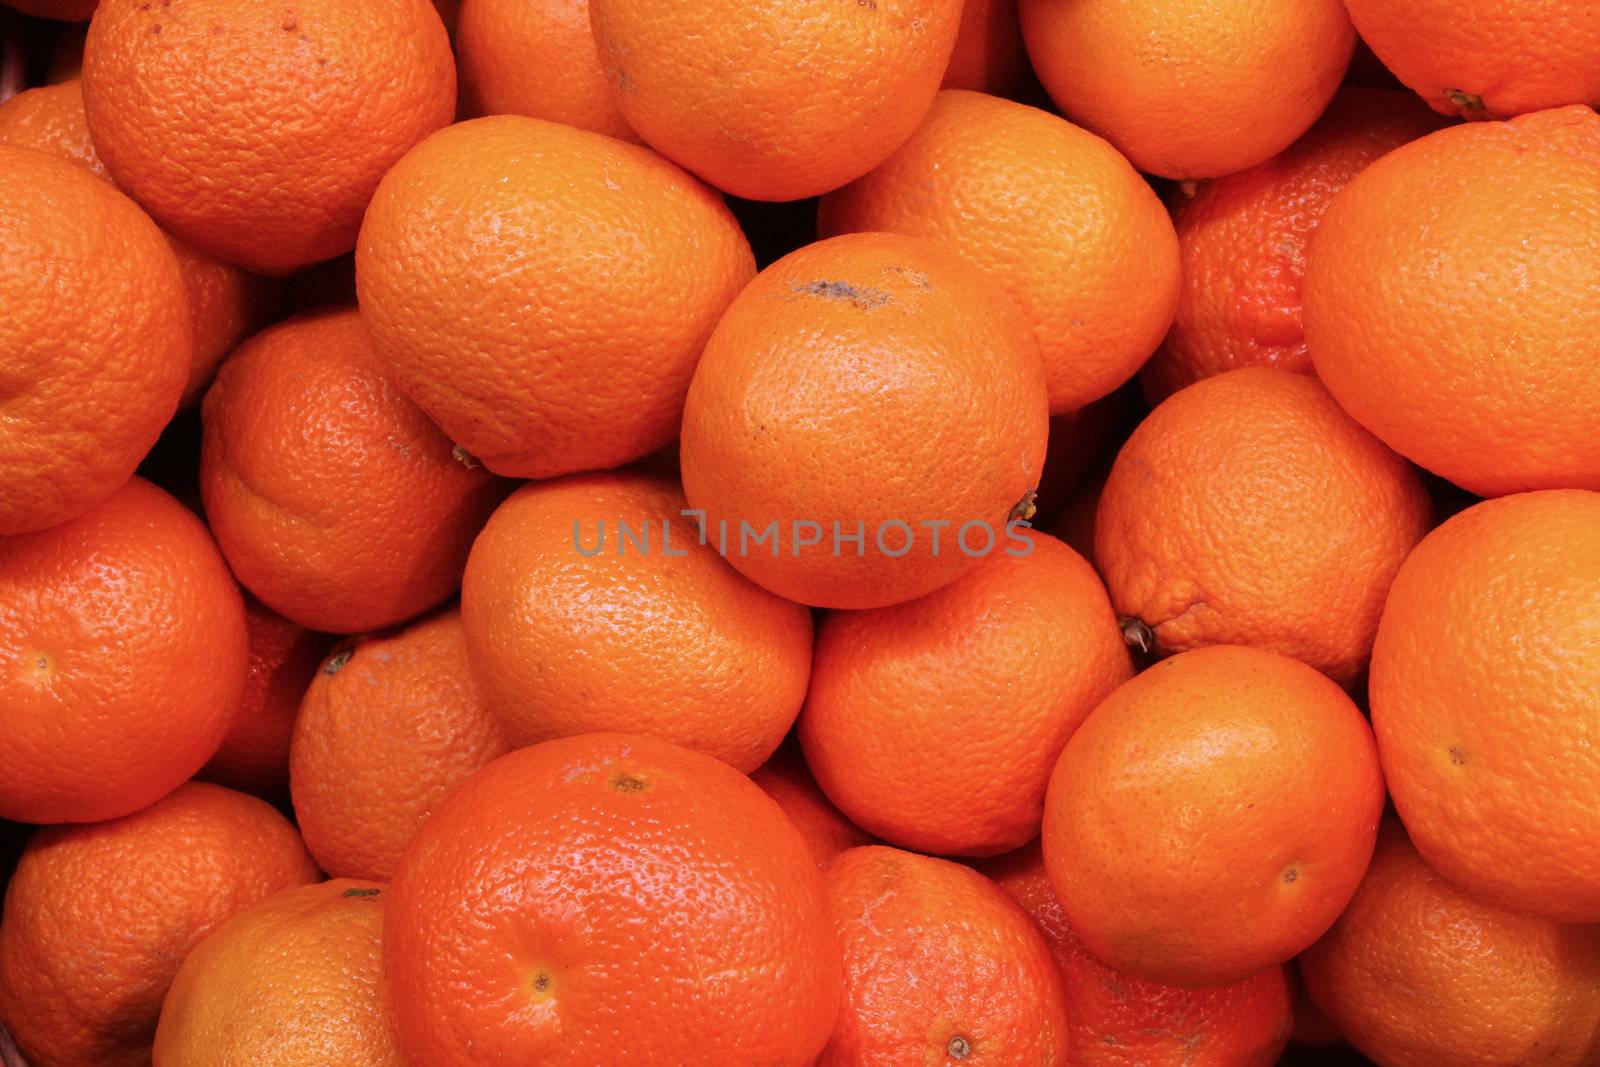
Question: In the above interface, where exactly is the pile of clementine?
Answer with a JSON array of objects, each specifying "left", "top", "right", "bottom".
[{"left": 1, "top": 0, "right": 1598, "bottom": 1064}]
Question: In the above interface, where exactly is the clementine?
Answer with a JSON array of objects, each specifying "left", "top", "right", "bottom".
[
  {"left": 750, "top": 743, "right": 876, "bottom": 868},
  {"left": 941, "top": 0, "right": 1027, "bottom": 97}
]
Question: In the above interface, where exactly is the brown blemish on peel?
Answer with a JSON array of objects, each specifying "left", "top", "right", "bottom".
[{"left": 794, "top": 280, "right": 891, "bottom": 309}]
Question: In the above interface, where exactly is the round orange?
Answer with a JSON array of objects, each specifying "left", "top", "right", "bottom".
[
  {"left": 1042, "top": 645, "right": 1385, "bottom": 986},
  {"left": 384, "top": 733, "right": 841, "bottom": 1065},
  {"left": 200, "top": 308, "right": 508, "bottom": 634},
  {"left": 1371, "top": 489, "right": 1600, "bottom": 922},
  {"left": 1304, "top": 105, "right": 1600, "bottom": 496},
  {"left": 1032, "top": 390, "right": 1129, "bottom": 520},
  {"left": 461, "top": 472, "right": 812, "bottom": 772},
  {"left": 0, "top": 782, "right": 319, "bottom": 1067},
  {"left": 820, "top": 845, "right": 1068, "bottom": 1065},
  {"left": 1019, "top": 0, "right": 1356, "bottom": 179},
  {"left": 1096, "top": 368, "right": 1431, "bottom": 685},
  {"left": 0, "top": 477, "right": 247, "bottom": 824},
  {"left": 0, "top": 81, "right": 105, "bottom": 175},
  {"left": 940, "top": 0, "right": 1027, "bottom": 97},
  {"left": 750, "top": 743, "right": 876, "bottom": 868},
  {"left": 82, "top": 0, "right": 455, "bottom": 275},
  {"left": 356, "top": 115, "right": 754, "bottom": 479},
  {"left": 680, "top": 231, "right": 1049, "bottom": 609}
]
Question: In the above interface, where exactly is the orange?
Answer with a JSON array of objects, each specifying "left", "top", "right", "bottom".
[
  {"left": 462, "top": 472, "right": 811, "bottom": 772},
  {"left": 82, "top": 0, "right": 455, "bottom": 275},
  {"left": 200, "top": 308, "right": 508, "bottom": 634},
  {"left": 356, "top": 115, "right": 754, "bottom": 479},
  {"left": 197, "top": 598, "right": 332, "bottom": 802},
  {"left": 384, "top": 733, "right": 840, "bottom": 1065},
  {"left": 291, "top": 607, "right": 511, "bottom": 882},
  {"left": 1019, "top": 0, "right": 1356, "bottom": 179},
  {"left": 941, "top": 0, "right": 1027, "bottom": 97},
  {"left": 680, "top": 231, "right": 1049, "bottom": 609},
  {"left": 1304, "top": 105, "right": 1600, "bottom": 496},
  {"left": 1044, "top": 460, "right": 1109, "bottom": 569},
  {"left": 820, "top": 845, "right": 1068, "bottom": 1065},
  {"left": 588, "top": 0, "right": 962, "bottom": 201},
  {"left": 819, "top": 90, "right": 1180, "bottom": 413},
  {"left": 1032, "top": 390, "right": 1129, "bottom": 521},
  {"left": 0, "top": 478, "right": 246, "bottom": 824},
  {"left": 0, "top": 81, "right": 105, "bottom": 176},
  {"left": 1371, "top": 489, "right": 1600, "bottom": 923},
  {"left": 750, "top": 742, "right": 876, "bottom": 867},
  {"left": 0, "top": 145, "right": 188, "bottom": 535},
  {"left": 1345, "top": 1, "right": 1600, "bottom": 120},
  {"left": 1042, "top": 645, "right": 1385, "bottom": 986},
  {"left": 456, "top": 0, "right": 634, "bottom": 140},
  {"left": 800, "top": 531, "right": 1131, "bottom": 856},
  {"left": 0, "top": 782, "right": 319, "bottom": 1067},
  {"left": 1141, "top": 88, "right": 1446, "bottom": 402},
  {"left": 154, "top": 879, "right": 401, "bottom": 1067},
  {"left": 1300, "top": 818, "right": 1600, "bottom": 1067},
  {"left": 1096, "top": 368, "right": 1431, "bottom": 685},
  {"left": 980, "top": 842, "right": 1295, "bottom": 1066}
]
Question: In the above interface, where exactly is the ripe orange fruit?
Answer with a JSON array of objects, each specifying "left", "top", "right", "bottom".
[
  {"left": 1096, "top": 368, "right": 1431, "bottom": 685},
  {"left": 681, "top": 231, "right": 1049, "bottom": 609},
  {"left": 197, "top": 598, "right": 332, "bottom": 802},
  {"left": 1019, "top": 0, "right": 1356, "bottom": 179},
  {"left": 941, "top": 0, "right": 1027, "bottom": 97},
  {"left": 0, "top": 478, "right": 247, "bottom": 824},
  {"left": 0, "top": 782, "right": 319, "bottom": 1067},
  {"left": 1032, "top": 391, "right": 1129, "bottom": 520},
  {"left": 1042, "top": 645, "right": 1385, "bottom": 986},
  {"left": 1141, "top": 88, "right": 1446, "bottom": 402},
  {"left": 200, "top": 308, "right": 508, "bottom": 634},
  {"left": 820, "top": 845, "right": 1068, "bottom": 1065},
  {"left": 385, "top": 733, "right": 841, "bottom": 1065},
  {"left": 291, "top": 607, "right": 511, "bottom": 881},
  {"left": 820, "top": 90, "right": 1179, "bottom": 413},
  {"left": 980, "top": 842, "right": 1295, "bottom": 1066},
  {"left": 1371, "top": 489, "right": 1600, "bottom": 922},
  {"left": 1344, "top": 1, "right": 1600, "bottom": 120},
  {"left": 0, "top": 145, "right": 188, "bottom": 536},
  {"left": 357, "top": 116, "right": 754, "bottom": 479},
  {"left": 461, "top": 472, "right": 810, "bottom": 772},
  {"left": 750, "top": 743, "right": 876, "bottom": 867},
  {"left": 456, "top": 0, "right": 634, "bottom": 140},
  {"left": 154, "top": 879, "right": 402, "bottom": 1066},
  {"left": 801, "top": 531, "right": 1131, "bottom": 856},
  {"left": 0, "top": 81, "right": 105, "bottom": 176},
  {"left": 82, "top": 0, "right": 456, "bottom": 275},
  {"left": 587, "top": 0, "right": 962, "bottom": 201},
  {"left": 1304, "top": 105, "right": 1600, "bottom": 496},
  {"left": 1300, "top": 818, "right": 1600, "bottom": 1067}
]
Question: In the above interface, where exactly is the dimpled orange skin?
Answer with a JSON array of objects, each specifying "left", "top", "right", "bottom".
[
  {"left": 587, "top": 0, "right": 961, "bottom": 202},
  {"left": 1300, "top": 819, "right": 1600, "bottom": 1067},
  {"left": 461, "top": 471, "right": 812, "bottom": 772},
  {"left": 979, "top": 842, "right": 1295, "bottom": 1067},
  {"left": 800, "top": 532, "right": 1131, "bottom": 857},
  {"left": 751, "top": 744, "right": 877, "bottom": 868},
  {"left": 820, "top": 91, "right": 1179, "bottom": 413},
  {"left": 1141, "top": 88, "right": 1446, "bottom": 403},
  {"left": 941, "top": 0, "right": 1027, "bottom": 97},
  {"left": 0, "top": 783, "right": 320, "bottom": 1067},
  {"left": 1096, "top": 368, "right": 1431, "bottom": 685},
  {"left": 820, "top": 845, "right": 1068, "bottom": 1066},
  {"left": 291, "top": 608, "right": 511, "bottom": 882},
  {"left": 680, "top": 232, "right": 1049, "bottom": 610},
  {"left": 200, "top": 308, "right": 509, "bottom": 634},
  {"left": 357, "top": 116, "right": 754, "bottom": 480},
  {"left": 0, "top": 82, "right": 106, "bottom": 176},
  {"left": 384, "top": 733, "right": 841, "bottom": 1066},
  {"left": 0, "top": 478, "right": 248, "bottom": 825},
  {"left": 153, "top": 880, "right": 402, "bottom": 1067},
  {"left": 1371, "top": 491, "right": 1600, "bottom": 923},
  {"left": 81, "top": 0, "right": 456, "bottom": 276},
  {"left": 1304, "top": 106, "right": 1600, "bottom": 497},
  {"left": 457, "top": 0, "right": 634, "bottom": 140},
  {"left": 1019, "top": 0, "right": 1355, "bottom": 180},
  {"left": 0, "top": 146, "right": 188, "bottom": 536},
  {"left": 1042, "top": 646, "right": 1385, "bottom": 987}
]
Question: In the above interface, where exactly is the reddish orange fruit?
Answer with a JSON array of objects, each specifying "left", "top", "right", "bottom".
[
  {"left": 941, "top": 0, "right": 1028, "bottom": 97},
  {"left": 385, "top": 733, "right": 841, "bottom": 1065},
  {"left": 681, "top": 231, "right": 1049, "bottom": 609},
  {"left": 0, "top": 81, "right": 105, "bottom": 175},
  {"left": 0, "top": 478, "right": 247, "bottom": 824},
  {"left": 357, "top": 116, "right": 754, "bottom": 479},
  {"left": 750, "top": 743, "right": 876, "bottom": 867},
  {"left": 1032, "top": 390, "right": 1129, "bottom": 520},
  {"left": 1043, "top": 645, "right": 1385, "bottom": 986},
  {"left": 821, "top": 845, "right": 1068, "bottom": 1065},
  {"left": 0, "top": 783, "right": 319, "bottom": 1067}
]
